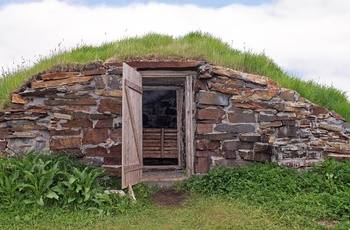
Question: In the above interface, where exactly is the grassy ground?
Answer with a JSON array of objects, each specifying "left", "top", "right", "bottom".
[
  {"left": 0, "top": 195, "right": 321, "bottom": 230},
  {"left": 1, "top": 32, "right": 349, "bottom": 120},
  {"left": 1, "top": 154, "right": 349, "bottom": 229}
]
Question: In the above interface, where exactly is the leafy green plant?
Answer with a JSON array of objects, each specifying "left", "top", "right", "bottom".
[
  {"left": 52, "top": 166, "right": 108, "bottom": 208},
  {"left": 0, "top": 161, "right": 22, "bottom": 203},
  {"left": 18, "top": 159, "right": 60, "bottom": 206},
  {"left": 0, "top": 151, "right": 135, "bottom": 214}
]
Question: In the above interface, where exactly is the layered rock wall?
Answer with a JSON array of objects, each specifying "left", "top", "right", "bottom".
[
  {"left": 194, "top": 65, "right": 350, "bottom": 172},
  {"left": 1, "top": 61, "right": 350, "bottom": 174},
  {"left": 0, "top": 64, "right": 123, "bottom": 172}
]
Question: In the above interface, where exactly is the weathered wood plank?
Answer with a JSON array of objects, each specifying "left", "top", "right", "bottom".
[
  {"left": 122, "top": 63, "right": 143, "bottom": 189},
  {"left": 143, "top": 128, "right": 161, "bottom": 132},
  {"left": 185, "top": 75, "right": 194, "bottom": 176},
  {"left": 143, "top": 135, "right": 161, "bottom": 140},
  {"left": 105, "top": 61, "right": 202, "bottom": 70},
  {"left": 143, "top": 147, "right": 162, "bottom": 151}
]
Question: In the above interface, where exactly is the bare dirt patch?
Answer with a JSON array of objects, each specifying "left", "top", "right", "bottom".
[
  {"left": 150, "top": 189, "right": 186, "bottom": 206},
  {"left": 316, "top": 219, "right": 337, "bottom": 227}
]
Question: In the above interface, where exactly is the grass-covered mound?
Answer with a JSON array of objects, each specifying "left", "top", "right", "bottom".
[{"left": 1, "top": 32, "right": 349, "bottom": 120}]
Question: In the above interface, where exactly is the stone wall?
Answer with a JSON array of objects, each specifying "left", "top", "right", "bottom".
[
  {"left": 1, "top": 61, "right": 350, "bottom": 175},
  {"left": 0, "top": 63, "right": 123, "bottom": 172},
  {"left": 194, "top": 64, "right": 350, "bottom": 173}
]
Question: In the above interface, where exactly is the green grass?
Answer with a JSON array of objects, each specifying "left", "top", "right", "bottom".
[
  {"left": 184, "top": 159, "right": 350, "bottom": 229},
  {"left": 1, "top": 31, "right": 349, "bottom": 120},
  {"left": 0, "top": 195, "right": 320, "bottom": 230}
]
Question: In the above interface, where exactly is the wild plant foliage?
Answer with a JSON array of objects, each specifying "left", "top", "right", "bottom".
[
  {"left": 0, "top": 152, "right": 130, "bottom": 214},
  {"left": 184, "top": 160, "right": 350, "bottom": 226}
]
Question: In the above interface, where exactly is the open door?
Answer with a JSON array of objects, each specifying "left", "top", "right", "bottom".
[{"left": 122, "top": 63, "right": 143, "bottom": 189}]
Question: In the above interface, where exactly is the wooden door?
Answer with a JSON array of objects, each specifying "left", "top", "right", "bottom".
[
  {"left": 143, "top": 128, "right": 178, "bottom": 159},
  {"left": 122, "top": 63, "right": 143, "bottom": 189}
]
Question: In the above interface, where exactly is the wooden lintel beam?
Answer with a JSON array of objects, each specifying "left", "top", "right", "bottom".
[{"left": 105, "top": 61, "right": 204, "bottom": 70}]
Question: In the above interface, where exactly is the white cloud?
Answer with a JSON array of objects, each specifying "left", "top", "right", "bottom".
[{"left": 0, "top": 0, "right": 349, "bottom": 97}]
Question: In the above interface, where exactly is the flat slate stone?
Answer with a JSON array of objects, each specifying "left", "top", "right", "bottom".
[
  {"left": 195, "top": 157, "right": 211, "bottom": 174},
  {"left": 232, "top": 101, "right": 268, "bottom": 110},
  {"left": 196, "top": 140, "right": 221, "bottom": 150},
  {"left": 83, "top": 128, "right": 109, "bottom": 145},
  {"left": 197, "top": 108, "right": 225, "bottom": 120},
  {"left": 254, "top": 143, "right": 270, "bottom": 153},
  {"left": 278, "top": 126, "right": 298, "bottom": 138},
  {"left": 31, "top": 76, "right": 93, "bottom": 89},
  {"left": 260, "top": 121, "right": 283, "bottom": 129},
  {"left": 319, "top": 123, "right": 342, "bottom": 132},
  {"left": 309, "top": 105, "right": 329, "bottom": 115},
  {"left": 85, "top": 146, "right": 108, "bottom": 157},
  {"left": 223, "top": 141, "right": 254, "bottom": 151},
  {"left": 239, "top": 133, "right": 262, "bottom": 142},
  {"left": 50, "top": 137, "right": 82, "bottom": 150},
  {"left": 279, "top": 89, "right": 295, "bottom": 101},
  {"left": 215, "top": 124, "right": 255, "bottom": 133},
  {"left": 19, "top": 87, "right": 67, "bottom": 96},
  {"left": 44, "top": 98, "right": 96, "bottom": 106},
  {"left": 211, "top": 66, "right": 240, "bottom": 77},
  {"left": 94, "top": 90, "right": 122, "bottom": 98},
  {"left": 61, "top": 119, "right": 93, "bottom": 128},
  {"left": 196, "top": 150, "right": 222, "bottom": 158},
  {"left": 98, "top": 99, "right": 122, "bottom": 114},
  {"left": 196, "top": 124, "right": 214, "bottom": 134},
  {"left": 196, "top": 133, "right": 237, "bottom": 140},
  {"left": 12, "top": 125, "right": 47, "bottom": 132},
  {"left": 254, "top": 152, "right": 271, "bottom": 162},
  {"left": 11, "top": 94, "right": 30, "bottom": 104},
  {"left": 50, "top": 129, "right": 81, "bottom": 136},
  {"left": 259, "top": 114, "right": 277, "bottom": 122},
  {"left": 197, "top": 91, "right": 230, "bottom": 106},
  {"left": 228, "top": 110, "right": 256, "bottom": 123},
  {"left": 41, "top": 72, "right": 79, "bottom": 81},
  {"left": 95, "top": 119, "right": 114, "bottom": 128},
  {"left": 94, "top": 75, "right": 106, "bottom": 89}
]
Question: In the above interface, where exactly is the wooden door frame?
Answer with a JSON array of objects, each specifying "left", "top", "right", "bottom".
[
  {"left": 185, "top": 75, "right": 194, "bottom": 176},
  {"left": 140, "top": 71, "right": 195, "bottom": 176}
]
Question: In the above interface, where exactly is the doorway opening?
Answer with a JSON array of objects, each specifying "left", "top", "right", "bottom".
[
  {"left": 142, "top": 89, "right": 181, "bottom": 167},
  {"left": 121, "top": 64, "right": 195, "bottom": 188}
]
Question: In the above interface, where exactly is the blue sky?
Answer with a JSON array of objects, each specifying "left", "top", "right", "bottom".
[{"left": 1, "top": 0, "right": 350, "bottom": 98}]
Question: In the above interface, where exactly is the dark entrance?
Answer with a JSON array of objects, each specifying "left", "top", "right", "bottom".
[{"left": 142, "top": 90, "right": 179, "bottom": 166}]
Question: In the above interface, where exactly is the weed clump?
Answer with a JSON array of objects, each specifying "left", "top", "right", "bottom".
[{"left": 0, "top": 152, "right": 139, "bottom": 215}]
